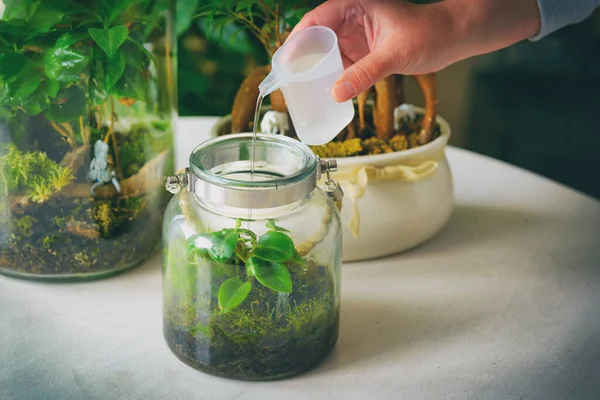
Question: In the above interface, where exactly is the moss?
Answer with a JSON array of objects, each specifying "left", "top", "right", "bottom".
[
  {"left": 310, "top": 138, "right": 362, "bottom": 158},
  {"left": 309, "top": 113, "right": 442, "bottom": 158},
  {"left": 0, "top": 144, "right": 74, "bottom": 202},
  {"left": 43, "top": 236, "right": 56, "bottom": 249},
  {"left": 119, "top": 122, "right": 172, "bottom": 178},
  {"left": 93, "top": 201, "right": 114, "bottom": 236},
  {"left": 14, "top": 216, "right": 35, "bottom": 238}
]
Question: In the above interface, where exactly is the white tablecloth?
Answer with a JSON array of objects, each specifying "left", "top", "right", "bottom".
[{"left": 2, "top": 117, "right": 600, "bottom": 400}]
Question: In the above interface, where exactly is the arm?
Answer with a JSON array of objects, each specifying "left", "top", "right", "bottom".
[{"left": 531, "top": 0, "right": 600, "bottom": 40}]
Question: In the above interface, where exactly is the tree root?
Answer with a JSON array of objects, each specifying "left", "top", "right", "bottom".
[
  {"left": 413, "top": 73, "right": 438, "bottom": 145},
  {"left": 373, "top": 75, "right": 398, "bottom": 140},
  {"left": 357, "top": 87, "right": 372, "bottom": 131}
]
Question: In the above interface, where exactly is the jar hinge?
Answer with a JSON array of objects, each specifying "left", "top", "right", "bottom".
[
  {"left": 318, "top": 158, "right": 344, "bottom": 210},
  {"left": 165, "top": 168, "right": 192, "bottom": 194}
]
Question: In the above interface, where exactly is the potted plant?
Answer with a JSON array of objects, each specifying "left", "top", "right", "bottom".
[
  {"left": 202, "top": 0, "right": 454, "bottom": 261},
  {"left": 0, "top": 0, "right": 176, "bottom": 279}
]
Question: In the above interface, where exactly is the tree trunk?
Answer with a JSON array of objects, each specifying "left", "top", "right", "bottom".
[
  {"left": 413, "top": 73, "right": 437, "bottom": 145},
  {"left": 373, "top": 75, "right": 398, "bottom": 140},
  {"left": 357, "top": 87, "right": 372, "bottom": 131}
]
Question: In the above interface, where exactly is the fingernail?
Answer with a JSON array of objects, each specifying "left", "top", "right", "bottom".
[{"left": 333, "top": 80, "right": 355, "bottom": 102}]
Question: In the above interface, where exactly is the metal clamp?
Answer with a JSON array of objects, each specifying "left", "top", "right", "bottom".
[
  {"left": 165, "top": 168, "right": 190, "bottom": 194},
  {"left": 318, "top": 158, "right": 344, "bottom": 205}
]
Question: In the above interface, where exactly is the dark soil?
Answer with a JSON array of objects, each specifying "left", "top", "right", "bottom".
[
  {"left": 0, "top": 192, "right": 169, "bottom": 280},
  {"left": 164, "top": 310, "right": 339, "bottom": 381},
  {"left": 162, "top": 256, "right": 341, "bottom": 381}
]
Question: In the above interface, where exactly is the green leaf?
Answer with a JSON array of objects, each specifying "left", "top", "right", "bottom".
[
  {"left": 2, "top": 0, "right": 41, "bottom": 23},
  {"left": 92, "top": 50, "right": 126, "bottom": 90},
  {"left": 99, "top": 0, "right": 145, "bottom": 24},
  {"left": 27, "top": 3, "right": 65, "bottom": 33},
  {"left": 253, "top": 231, "right": 295, "bottom": 262},
  {"left": 0, "top": 53, "right": 28, "bottom": 79},
  {"left": 7, "top": 71, "right": 41, "bottom": 100},
  {"left": 208, "top": 229, "right": 240, "bottom": 262},
  {"left": 177, "top": 0, "right": 201, "bottom": 35},
  {"left": 89, "top": 26, "right": 129, "bottom": 58},
  {"left": 218, "top": 277, "right": 252, "bottom": 312},
  {"left": 112, "top": 66, "right": 147, "bottom": 101},
  {"left": 198, "top": 17, "right": 257, "bottom": 55},
  {"left": 44, "top": 79, "right": 60, "bottom": 98},
  {"left": 47, "top": 87, "right": 86, "bottom": 123},
  {"left": 246, "top": 257, "right": 292, "bottom": 293},
  {"left": 189, "top": 230, "right": 240, "bottom": 263},
  {"left": 44, "top": 33, "right": 90, "bottom": 82}
]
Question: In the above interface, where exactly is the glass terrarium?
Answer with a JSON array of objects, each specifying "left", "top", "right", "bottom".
[
  {"left": 162, "top": 133, "right": 343, "bottom": 381},
  {"left": 0, "top": 1, "right": 176, "bottom": 279}
]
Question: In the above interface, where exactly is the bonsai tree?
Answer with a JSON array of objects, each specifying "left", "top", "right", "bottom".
[{"left": 197, "top": 0, "right": 441, "bottom": 156}]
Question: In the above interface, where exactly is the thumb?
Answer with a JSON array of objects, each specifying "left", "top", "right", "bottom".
[{"left": 332, "top": 50, "right": 393, "bottom": 102}]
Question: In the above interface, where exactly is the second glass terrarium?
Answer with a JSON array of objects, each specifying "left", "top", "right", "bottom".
[
  {"left": 0, "top": 0, "right": 176, "bottom": 280},
  {"left": 162, "top": 133, "right": 343, "bottom": 381}
]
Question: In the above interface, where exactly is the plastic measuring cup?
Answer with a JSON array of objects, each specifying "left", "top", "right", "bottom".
[{"left": 259, "top": 26, "right": 355, "bottom": 146}]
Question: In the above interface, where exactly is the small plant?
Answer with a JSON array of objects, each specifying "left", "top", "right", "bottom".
[
  {"left": 187, "top": 219, "right": 307, "bottom": 312},
  {"left": 163, "top": 218, "right": 339, "bottom": 380}
]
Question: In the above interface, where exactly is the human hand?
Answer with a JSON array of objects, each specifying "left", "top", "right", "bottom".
[{"left": 291, "top": 0, "right": 541, "bottom": 102}]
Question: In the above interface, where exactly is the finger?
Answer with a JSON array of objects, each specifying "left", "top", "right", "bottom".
[
  {"left": 289, "top": 0, "right": 348, "bottom": 39},
  {"left": 341, "top": 54, "right": 353, "bottom": 70},
  {"left": 332, "top": 50, "right": 393, "bottom": 102}
]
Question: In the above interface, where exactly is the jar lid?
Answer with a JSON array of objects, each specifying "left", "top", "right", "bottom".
[{"left": 186, "top": 133, "right": 319, "bottom": 209}]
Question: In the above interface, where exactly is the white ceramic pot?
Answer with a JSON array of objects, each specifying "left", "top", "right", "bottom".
[{"left": 211, "top": 107, "right": 454, "bottom": 262}]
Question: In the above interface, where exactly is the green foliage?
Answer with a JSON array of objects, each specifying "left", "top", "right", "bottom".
[
  {"left": 0, "top": 0, "right": 167, "bottom": 121},
  {"left": 218, "top": 276, "right": 252, "bottom": 312},
  {"left": 197, "top": 0, "right": 321, "bottom": 56},
  {"left": 0, "top": 144, "right": 74, "bottom": 203},
  {"left": 247, "top": 257, "right": 292, "bottom": 293},
  {"left": 253, "top": 231, "right": 294, "bottom": 262},
  {"left": 185, "top": 220, "right": 306, "bottom": 312}
]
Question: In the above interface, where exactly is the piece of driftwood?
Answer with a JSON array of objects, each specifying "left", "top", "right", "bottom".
[{"left": 61, "top": 149, "right": 170, "bottom": 199}]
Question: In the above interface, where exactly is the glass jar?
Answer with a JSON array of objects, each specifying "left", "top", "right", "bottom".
[
  {"left": 162, "top": 133, "right": 343, "bottom": 381},
  {"left": 0, "top": 1, "right": 176, "bottom": 279}
]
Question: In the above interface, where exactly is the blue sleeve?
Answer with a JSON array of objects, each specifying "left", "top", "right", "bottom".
[{"left": 530, "top": 0, "right": 600, "bottom": 40}]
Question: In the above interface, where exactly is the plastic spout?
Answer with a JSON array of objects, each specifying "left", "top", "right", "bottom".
[{"left": 258, "top": 70, "right": 280, "bottom": 97}]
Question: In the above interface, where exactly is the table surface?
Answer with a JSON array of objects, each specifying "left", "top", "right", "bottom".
[{"left": 2, "top": 117, "right": 600, "bottom": 400}]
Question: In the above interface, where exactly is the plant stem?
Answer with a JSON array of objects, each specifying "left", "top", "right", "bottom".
[
  {"left": 50, "top": 122, "right": 75, "bottom": 148},
  {"left": 79, "top": 116, "right": 89, "bottom": 145},
  {"left": 228, "top": 9, "right": 270, "bottom": 52},
  {"left": 275, "top": 3, "right": 281, "bottom": 48},
  {"left": 257, "top": 0, "right": 277, "bottom": 19}
]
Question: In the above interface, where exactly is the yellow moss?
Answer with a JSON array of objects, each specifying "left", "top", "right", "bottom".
[
  {"left": 389, "top": 135, "right": 409, "bottom": 151},
  {"left": 362, "top": 137, "right": 394, "bottom": 155},
  {"left": 310, "top": 138, "right": 362, "bottom": 158},
  {"left": 93, "top": 202, "right": 113, "bottom": 236}
]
